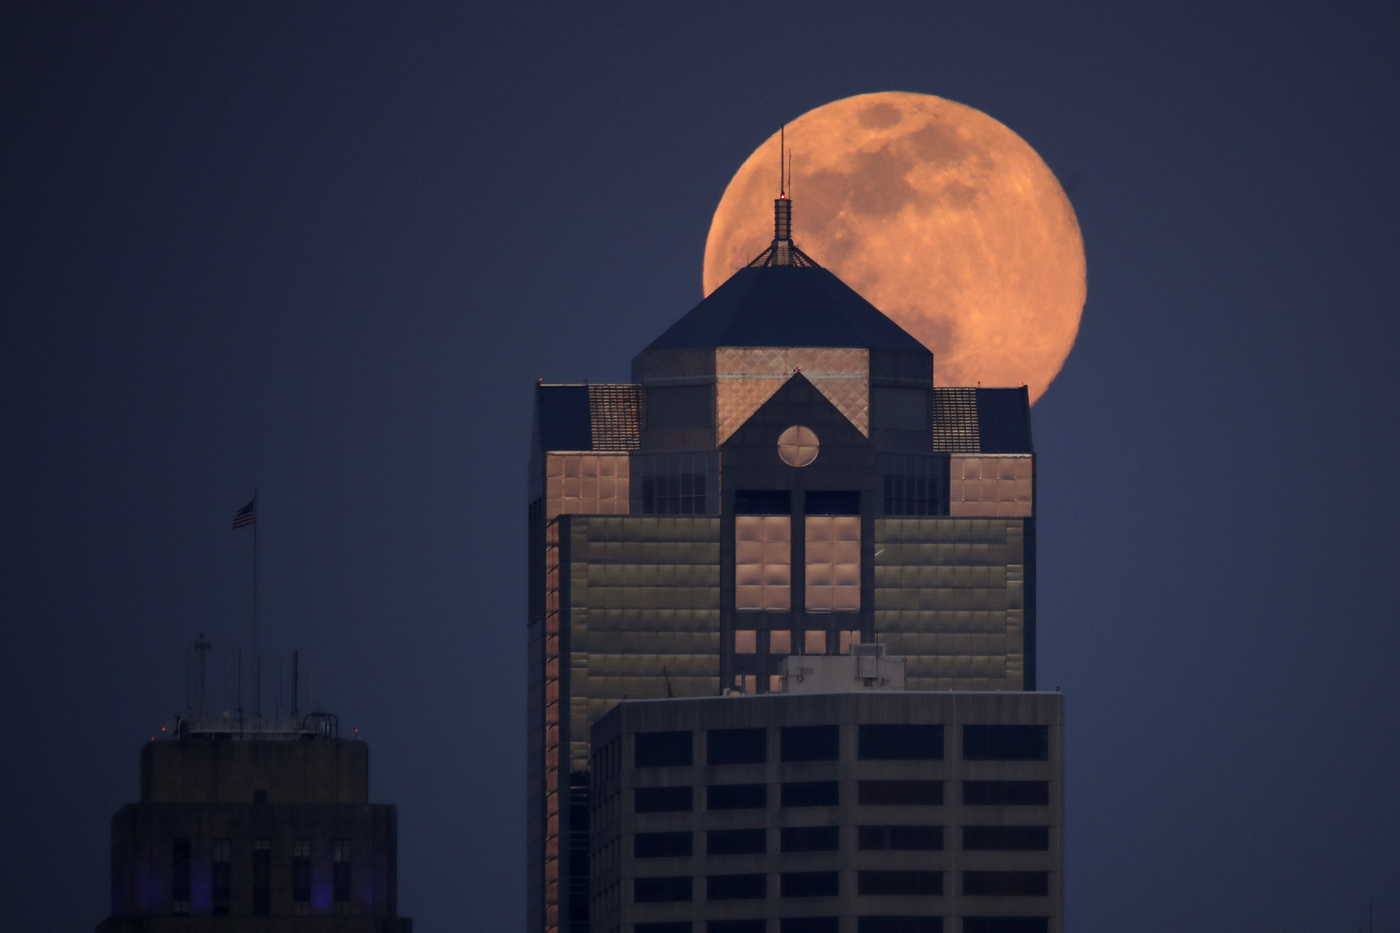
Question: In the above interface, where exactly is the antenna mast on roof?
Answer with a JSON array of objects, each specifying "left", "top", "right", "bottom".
[
  {"left": 773, "top": 126, "right": 793, "bottom": 264},
  {"left": 745, "top": 125, "right": 816, "bottom": 270}
]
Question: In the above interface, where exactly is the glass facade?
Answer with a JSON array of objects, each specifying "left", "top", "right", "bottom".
[
  {"left": 804, "top": 515, "right": 861, "bottom": 612},
  {"left": 566, "top": 516, "right": 722, "bottom": 772},
  {"left": 948, "top": 454, "right": 1033, "bottom": 517},
  {"left": 873, "top": 518, "right": 1029, "bottom": 690},
  {"left": 545, "top": 454, "right": 630, "bottom": 519},
  {"left": 734, "top": 516, "right": 791, "bottom": 612},
  {"left": 631, "top": 452, "right": 719, "bottom": 516}
]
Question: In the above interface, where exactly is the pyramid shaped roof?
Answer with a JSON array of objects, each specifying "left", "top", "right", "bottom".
[{"left": 642, "top": 263, "right": 929, "bottom": 355}]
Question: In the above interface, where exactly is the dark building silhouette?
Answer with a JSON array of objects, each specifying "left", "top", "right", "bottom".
[
  {"left": 527, "top": 194, "right": 1037, "bottom": 933},
  {"left": 96, "top": 713, "right": 411, "bottom": 932}
]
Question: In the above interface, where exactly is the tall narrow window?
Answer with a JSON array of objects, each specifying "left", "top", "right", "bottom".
[
  {"left": 292, "top": 839, "right": 311, "bottom": 915},
  {"left": 171, "top": 838, "right": 191, "bottom": 915},
  {"left": 735, "top": 515, "right": 791, "bottom": 610},
  {"left": 333, "top": 840, "right": 351, "bottom": 915},
  {"left": 805, "top": 515, "right": 860, "bottom": 611},
  {"left": 252, "top": 839, "right": 271, "bottom": 916},
  {"left": 211, "top": 839, "right": 230, "bottom": 916}
]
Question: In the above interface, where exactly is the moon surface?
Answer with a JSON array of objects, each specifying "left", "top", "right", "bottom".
[{"left": 703, "top": 92, "right": 1085, "bottom": 403}]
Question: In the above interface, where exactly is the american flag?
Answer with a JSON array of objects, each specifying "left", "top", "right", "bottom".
[{"left": 231, "top": 498, "right": 256, "bottom": 529}]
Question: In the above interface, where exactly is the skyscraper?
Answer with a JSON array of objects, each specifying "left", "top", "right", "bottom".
[
  {"left": 528, "top": 194, "right": 1036, "bottom": 933},
  {"left": 97, "top": 711, "right": 411, "bottom": 932}
]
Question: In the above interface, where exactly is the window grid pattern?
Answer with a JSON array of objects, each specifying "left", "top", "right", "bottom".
[
  {"left": 631, "top": 452, "right": 719, "bottom": 516},
  {"left": 805, "top": 516, "right": 860, "bottom": 612},
  {"left": 569, "top": 516, "right": 722, "bottom": 772},
  {"left": 873, "top": 518, "right": 1026, "bottom": 690},
  {"left": 545, "top": 454, "right": 630, "bottom": 520},
  {"left": 593, "top": 699, "right": 1061, "bottom": 933},
  {"left": 879, "top": 453, "right": 947, "bottom": 516},
  {"left": 949, "top": 455, "right": 1033, "bottom": 517},
  {"left": 735, "top": 515, "right": 791, "bottom": 611}
]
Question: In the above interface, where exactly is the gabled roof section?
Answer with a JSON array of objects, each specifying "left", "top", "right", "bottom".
[{"left": 643, "top": 264, "right": 930, "bottom": 355}]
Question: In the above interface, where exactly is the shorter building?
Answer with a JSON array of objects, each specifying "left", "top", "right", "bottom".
[
  {"left": 96, "top": 714, "right": 411, "bottom": 933},
  {"left": 589, "top": 673, "right": 1063, "bottom": 933}
]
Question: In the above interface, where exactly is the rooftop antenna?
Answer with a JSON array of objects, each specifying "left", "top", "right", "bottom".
[
  {"left": 744, "top": 124, "right": 815, "bottom": 271},
  {"left": 773, "top": 125, "right": 792, "bottom": 264},
  {"left": 779, "top": 124, "right": 786, "bottom": 197},
  {"left": 194, "top": 633, "right": 212, "bottom": 717}
]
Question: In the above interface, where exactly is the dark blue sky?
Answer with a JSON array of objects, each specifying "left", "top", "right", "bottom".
[{"left": 3, "top": 3, "right": 1398, "bottom": 931}]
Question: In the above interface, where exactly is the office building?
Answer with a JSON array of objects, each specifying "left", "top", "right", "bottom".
[
  {"left": 528, "top": 194, "right": 1037, "bottom": 933},
  {"left": 96, "top": 713, "right": 412, "bottom": 933},
  {"left": 590, "top": 663, "right": 1064, "bottom": 933}
]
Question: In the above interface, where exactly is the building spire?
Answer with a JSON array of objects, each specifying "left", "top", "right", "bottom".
[
  {"left": 773, "top": 126, "right": 793, "bottom": 263},
  {"left": 745, "top": 126, "right": 818, "bottom": 270}
]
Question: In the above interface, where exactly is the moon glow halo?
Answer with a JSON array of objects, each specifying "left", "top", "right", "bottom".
[{"left": 703, "top": 92, "right": 1086, "bottom": 403}]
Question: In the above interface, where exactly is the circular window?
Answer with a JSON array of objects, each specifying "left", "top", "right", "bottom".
[{"left": 777, "top": 425, "right": 819, "bottom": 467}]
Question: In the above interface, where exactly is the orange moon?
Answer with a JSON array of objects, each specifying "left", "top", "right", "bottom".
[{"left": 703, "top": 92, "right": 1086, "bottom": 403}]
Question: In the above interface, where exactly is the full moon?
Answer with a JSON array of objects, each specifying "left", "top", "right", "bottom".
[{"left": 704, "top": 92, "right": 1086, "bottom": 403}]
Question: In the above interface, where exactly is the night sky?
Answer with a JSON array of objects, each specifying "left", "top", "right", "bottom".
[{"left": 4, "top": 4, "right": 1398, "bottom": 931}]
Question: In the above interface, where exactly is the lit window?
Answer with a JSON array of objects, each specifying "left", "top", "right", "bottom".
[
  {"left": 839, "top": 630, "right": 860, "bottom": 654},
  {"left": 804, "top": 630, "right": 827, "bottom": 655},
  {"left": 769, "top": 630, "right": 792, "bottom": 654},
  {"left": 769, "top": 674, "right": 782, "bottom": 692},
  {"left": 735, "top": 515, "right": 791, "bottom": 610},
  {"left": 735, "top": 630, "right": 757, "bottom": 654},
  {"left": 805, "top": 515, "right": 860, "bottom": 611}
]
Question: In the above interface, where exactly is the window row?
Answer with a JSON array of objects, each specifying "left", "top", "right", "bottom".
[
  {"left": 732, "top": 629, "right": 862, "bottom": 656},
  {"left": 635, "top": 725, "right": 1049, "bottom": 767},
  {"left": 634, "top": 825, "right": 1048, "bottom": 857},
  {"left": 635, "top": 780, "right": 1050, "bottom": 812},
  {"left": 168, "top": 837, "right": 350, "bottom": 917},
  {"left": 634, "top": 870, "right": 1049, "bottom": 902},
  {"left": 636, "top": 919, "right": 1048, "bottom": 933}
]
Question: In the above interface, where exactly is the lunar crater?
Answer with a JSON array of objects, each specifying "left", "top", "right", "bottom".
[{"left": 858, "top": 102, "right": 903, "bottom": 128}]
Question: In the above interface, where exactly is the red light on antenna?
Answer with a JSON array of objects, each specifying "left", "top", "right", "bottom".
[{"left": 161, "top": 727, "right": 166, "bottom": 731}]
